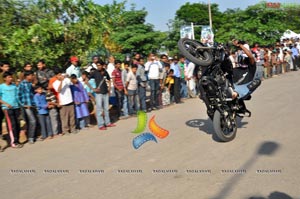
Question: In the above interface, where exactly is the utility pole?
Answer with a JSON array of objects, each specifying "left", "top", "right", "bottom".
[
  {"left": 208, "top": 0, "right": 212, "bottom": 29},
  {"left": 191, "top": 22, "right": 195, "bottom": 40}
]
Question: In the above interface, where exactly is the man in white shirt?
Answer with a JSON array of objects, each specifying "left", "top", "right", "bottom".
[
  {"left": 145, "top": 53, "right": 163, "bottom": 110},
  {"left": 66, "top": 56, "right": 81, "bottom": 78},
  {"left": 186, "top": 60, "right": 196, "bottom": 98},
  {"left": 53, "top": 70, "right": 76, "bottom": 135}
]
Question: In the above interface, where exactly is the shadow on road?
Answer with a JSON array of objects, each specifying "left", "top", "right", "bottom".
[
  {"left": 248, "top": 191, "right": 293, "bottom": 199},
  {"left": 185, "top": 118, "right": 214, "bottom": 134},
  {"left": 209, "top": 141, "right": 281, "bottom": 199},
  {"left": 185, "top": 117, "right": 248, "bottom": 142},
  {"left": 236, "top": 117, "right": 249, "bottom": 129}
]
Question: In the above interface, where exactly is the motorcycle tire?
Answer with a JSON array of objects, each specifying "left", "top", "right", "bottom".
[
  {"left": 213, "top": 110, "right": 237, "bottom": 142},
  {"left": 178, "top": 38, "right": 213, "bottom": 67}
]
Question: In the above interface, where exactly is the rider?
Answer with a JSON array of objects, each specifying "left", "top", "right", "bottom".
[{"left": 231, "top": 39, "right": 261, "bottom": 100}]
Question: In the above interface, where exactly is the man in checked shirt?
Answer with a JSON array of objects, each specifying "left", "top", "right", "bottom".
[{"left": 17, "top": 70, "right": 37, "bottom": 144}]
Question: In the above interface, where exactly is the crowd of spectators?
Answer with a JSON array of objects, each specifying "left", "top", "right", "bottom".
[
  {"left": 229, "top": 38, "right": 300, "bottom": 80},
  {"left": 0, "top": 53, "right": 198, "bottom": 151}
]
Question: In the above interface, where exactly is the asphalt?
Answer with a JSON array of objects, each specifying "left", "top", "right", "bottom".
[{"left": 1, "top": 71, "right": 300, "bottom": 199}]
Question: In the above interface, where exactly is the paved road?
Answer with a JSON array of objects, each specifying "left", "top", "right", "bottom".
[{"left": 1, "top": 71, "right": 300, "bottom": 199}]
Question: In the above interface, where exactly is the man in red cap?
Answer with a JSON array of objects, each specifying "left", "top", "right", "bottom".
[{"left": 66, "top": 56, "right": 81, "bottom": 78}]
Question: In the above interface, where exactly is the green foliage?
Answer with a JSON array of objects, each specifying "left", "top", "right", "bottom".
[
  {"left": 110, "top": 9, "right": 166, "bottom": 58},
  {"left": 215, "top": 2, "right": 287, "bottom": 45},
  {"left": 1, "top": 0, "right": 300, "bottom": 69},
  {"left": 175, "top": 2, "right": 222, "bottom": 27},
  {"left": 0, "top": 0, "right": 165, "bottom": 69}
]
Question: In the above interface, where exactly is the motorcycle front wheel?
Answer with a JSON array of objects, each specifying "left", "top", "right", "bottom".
[
  {"left": 178, "top": 38, "right": 213, "bottom": 67},
  {"left": 213, "top": 110, "right": 237, "bottom": 142}
]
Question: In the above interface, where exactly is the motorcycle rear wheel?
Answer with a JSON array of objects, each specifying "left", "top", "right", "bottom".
[
  {"left": 178, "top": 38, "right": 213, "bottom": 67},
  {"left": 213, "top": 110, "right": 237, "bottom": 142}
]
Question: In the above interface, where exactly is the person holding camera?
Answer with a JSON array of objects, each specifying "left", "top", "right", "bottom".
[{"left": 89, "top": 61, "right": 116, "bottom": 130}]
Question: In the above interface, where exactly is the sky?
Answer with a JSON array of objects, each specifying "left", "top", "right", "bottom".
[{"left": 94, "top": 0, "right": 299, "bottom": 31}]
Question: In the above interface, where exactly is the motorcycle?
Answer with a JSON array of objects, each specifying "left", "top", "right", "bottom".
[{"left": 178, "top": 38, "right": 261, "bottom": 142}]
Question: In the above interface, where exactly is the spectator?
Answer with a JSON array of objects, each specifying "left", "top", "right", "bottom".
[
  {"left": 282, "top": 50, "right": 288, "bottom": 73},
  {"left": 133, "top": 53, "right": 141, "bottom": 65},
  {"left": 90, "top": 62, "right": 116, "bottom": 130},
  {"left": 48, "top": 68, "right": 63, "bottom": 135},
  {"left": 161, "top": 64, "right": 172, "bottom": 106},
  {"left": 36, "top": 60, "right": 55, "bottom": 90},
  {"left": 186, "top": 60, "right": 196, "bottom": 98},
  {"left": 170, "top": 56, "right": 182, "bottom": 104},
  {"left": 86, "top": 55, "right": 99, "bottom": 72},
  {"left": 107, "top": 56, "right": 115, "bottom": 76},
  {"left": 136, "top": 58, "right": 147, "bottom": 113},
  {"left": 252, "top": 43, "right": 264, "bottom": 80},
  {"left": 145, "top": 53, "right": 163, "bottom": 110},
  {"left": 161, "top": 62, "right": 171, "bottom": 85},
  {"left": 263, "top": 48, "right": 271, "bottom": 79},
  {"left": 0, "top": 72, "right": 23, "bottom": 148},
  {"left": 48, "top": 68, "right": 60, "bottom": 101},
  {"left": 160, "top": 54, "right": 169, "bottom": 67},
  {"left": 291, "top": 44, "right": 299, "bottom": 70},
  {"left": 121, "top": 61, "right": 130, "bottom": 117},
  {"left": 178, "top": 55, "right": 188, "bottom": 99},
  {"left": 112, "top": 60, "right": 126, "bottom": 118},
  {"left": 0, "top": 62, "right": 10, "bottom": 136},
  {"left": 81, "top": 70, "right": 97, "bottom": 125},
  {"left": 81, "top": 71, "right": 96, "bottom": 101},
  {"left": 125, "top": 64, "right": 139, "bottom": 115},
  {"left": 34, "top": 85, "right": 53, "bottom": 140},
  {"left": 46, "top": 85, "right": 61, "bottom": 137},
  {"left": 70, "top": 74, "right": 90, "bottom": 130},
  {"left": 270, "top": 50, "right": 277, "bottom": 77},
  {"left": 53, "top": 70, "right": 77, "bottom": 135},
  {"left": 66, "top": 56, "right": 81, "bottom": 78},
  {"left": 18, "top": 62, "right": 35, "bottom": 83},
  {"left": 165, "top": 69, "right": 175, "bottom": 104},
  {"left": 106, "top": 56, "right": 116, "bottom": 98},
  {"left": 17, "top": 70, "right": 37, "bottom": 144},
  {"left": 285, "top": 49, "right": 294, "bottom": 71},
  {"left": 0, "top": 62, "right": 11, "bottom": 84},
  {"left": 275, "top": 49, "right": 281, "bottom": 75}
]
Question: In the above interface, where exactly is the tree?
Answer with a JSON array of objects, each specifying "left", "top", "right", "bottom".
[
  {"left": 175, "top": 2, "right": 222, "bottom": 39},
  {"left": 0, "top": 0, "right": 106, "bottom": 68},
  {"left": 170, "top": 1, "right": 300, "bottom": 48},
  {"left": 0, "top": 0, "right": 164, "bottom": 69},
  {"left": 215, "top": 2, "right": 287, "bottom": 45},
  {"left": 164, "top": 2, "right": 222, "bottom": 56},
  {"left": 110, "top": 7, "right": 166, "bottom": 59}
]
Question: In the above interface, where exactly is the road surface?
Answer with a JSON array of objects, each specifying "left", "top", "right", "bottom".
[{"left": 1, "top": 71, "right": 300, "bottom": 199}]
